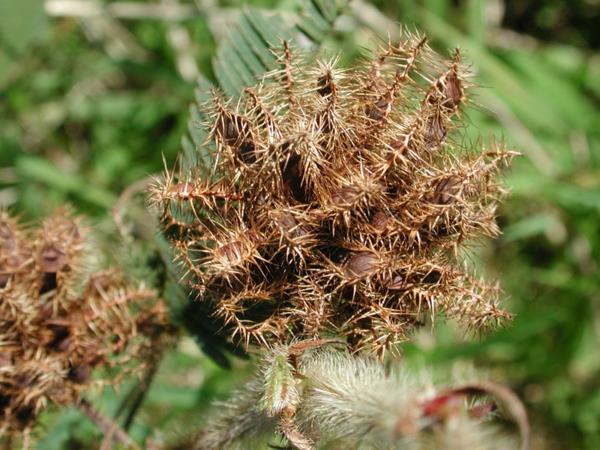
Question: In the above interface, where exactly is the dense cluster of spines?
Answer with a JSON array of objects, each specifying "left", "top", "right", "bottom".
[
  {"left": 152, "top": 33, "right": 515, "bottom": 354},
  {"left": 0, "top": 209, "right": 169, "bottom": 437}
]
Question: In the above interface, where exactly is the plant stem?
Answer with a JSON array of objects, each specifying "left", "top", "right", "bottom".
[{"left": 78, "top": 398, "right": 141, "bottom": 450}]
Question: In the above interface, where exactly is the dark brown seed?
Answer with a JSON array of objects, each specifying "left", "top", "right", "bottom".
[
  {"left": 281, "top": 153, "right": 307, "bottom": 203},
  {"left": 47, "top": 325, "right": 72, "bottom": 352},
  {"left": 424, "top": 114, "right": 446, "bottom": 148},
  {"left": 40, "top": 244, "right": 66, "bottom": 273},
  {"left": 223, "top": 116, "right": 240, "bottom": 144},
  {"left": 344, "top": 252, "right": 379, "bottom": 278},
  {"left": 366, "top": 97, "right": 391, "bottom": 121},
  {"left": 39, "top": 272, "right": 58, "bottom": 295},
  {"left": 444, "top": 71, "right": 462, "bottom": 108},
  {"left": 0, "top": 393, "right": 10, "bottom": 411},
  {"left": 331, "top": 186, "right": 361, "bottom": 206},
  {"left": 239, "top": 140, "right": 256, "bottom": 164},
  {"left": 387, "top": 274, "right": 407, "bottom": 290},
  {"left": 217, "top": 114, "right": 250, "bottom": 146},
  {"left": 317, "top": 73, "right": 334, "bottom": 97},
  {"left": 0, "top": 273, "right": 9, "bottom": 288},
  {"left": 433, "top": 177, "right": 461, "bottom": 205},
  {"left": 272, "top": 211, "right": 307, "bottom": 240},
  {"left": 370, "top": 210, "right": 391, "bottom": 231},
  {"left": 68, "top": 363, "right": 91, "bottom": 384}
]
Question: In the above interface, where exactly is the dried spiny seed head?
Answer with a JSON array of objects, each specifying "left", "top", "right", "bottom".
[
  {"left": 0, "top": 209, "right": 171, "bottom": 437},
  {"left": 152, "top": 33, "right": 516, "bottom": 355}
]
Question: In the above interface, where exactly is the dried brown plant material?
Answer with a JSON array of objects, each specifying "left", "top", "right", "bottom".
[
  {"left": 0, "top": 209, "right": 171, "bottom": 439},
  {"left": 151, "top": 33, "right": 517, "bottom": 355}
]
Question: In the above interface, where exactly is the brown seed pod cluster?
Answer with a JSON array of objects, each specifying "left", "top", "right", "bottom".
[
  {"left": 0, "top": 209, "right": 170, "bottom": 437},
  {"left": 151, "top": 34, "right": 516, "bottom": 355}
]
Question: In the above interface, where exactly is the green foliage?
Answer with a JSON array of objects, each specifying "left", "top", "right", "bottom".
[{"left": 0, "top": 0, "right": 49, "bottom": 87}]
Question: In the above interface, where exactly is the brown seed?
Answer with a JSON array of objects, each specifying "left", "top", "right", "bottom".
[
  {"left": 444, "top": 71, "right": 462, "bottom": 109},
  {"left": 281, "top": 153, "right": 308, "bottom": 203},
  {"left": 275, "top": 211, "right": 297, "bottom": 230},
  {"left": 424, "top": 114, "right": 446, "bottom": 148},
  {"left": 40, "top": 244, "right": 66, "bottom": 273},
  {"left": 0, "top": 273, "right": 9, "bottom": 288},
  {"left": 47, "top": 325, "right": 72, "bottom": 352},
  {"left": 331, "top": 186, "right": 361, "bottom": 206},
  {"left": 366, "top": 97, "right": 391, "bottom": 121},
  {"left": 68, "top": 363, "right": 91, "bottom": 384},
  {"left": 370, "top": 210, "right": 391, "bottom": 231},
  {"left": 215, "top": 231, "right": 260, "bottom": 266},
  {"left": 387, "top": 274, "right": 407, "bottom": 290},
  {"left": 272, "top": 211, "right": 307, "bottom": 239},
  {"left": 344, "top": 252, "right": 380, "bottom": 278},
  {"left": 422, "top": 269, "right": 442, "bottom": 284},
  {"left": 317, "top": 72, "right": 334, "bottom": 97},
  {"left": 433, "top": 177, "right": 461, "bottom": 205},
  {"left": 218, "top": 114, "right": 249, "bottom": 146}
]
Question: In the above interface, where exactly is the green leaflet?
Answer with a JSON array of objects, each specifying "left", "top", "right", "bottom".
[{"left": 259, "top": 351, "right": 299, "bottom": 417}]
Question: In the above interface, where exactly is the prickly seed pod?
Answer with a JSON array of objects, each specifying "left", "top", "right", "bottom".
[
  {"left": 151, "top": 32, "right": 516, "bottom": 355},
  {"left": 0, "top": 209, "right": 171, "bottom": 438}
]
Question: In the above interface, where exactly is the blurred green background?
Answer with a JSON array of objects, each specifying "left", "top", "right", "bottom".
[{"left": 1, "top": 0, "right": 599, "bottom": 449}]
